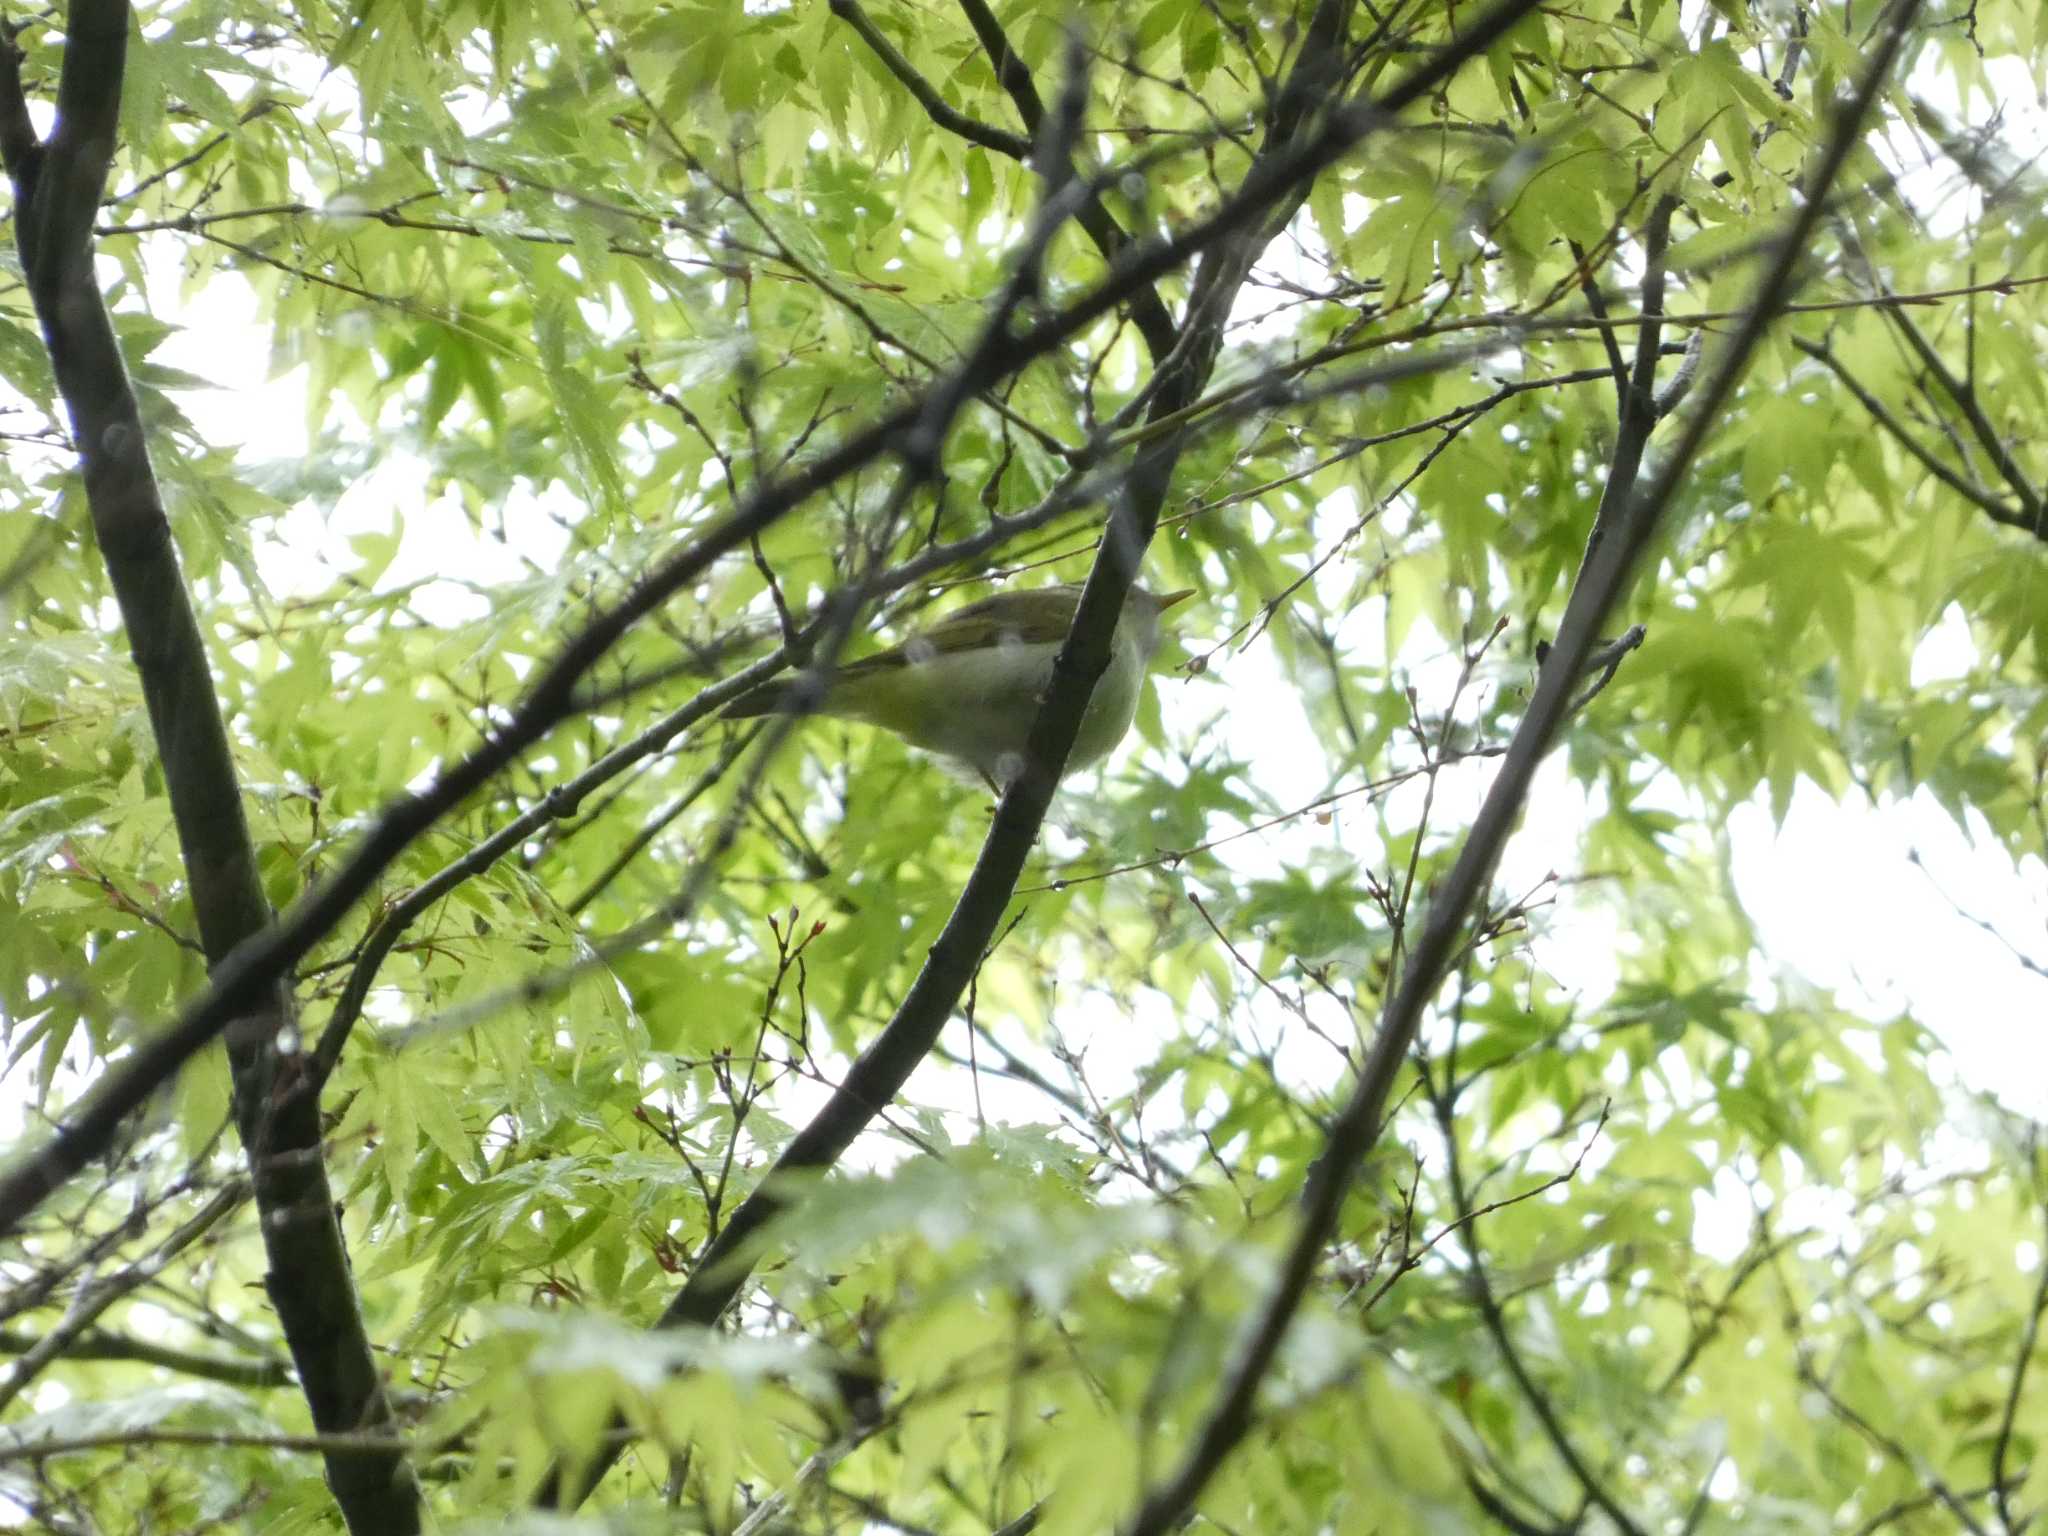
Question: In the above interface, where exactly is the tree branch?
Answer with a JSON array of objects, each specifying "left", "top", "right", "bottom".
[
  {"left": 1116, "top": 7, "right": 1925, "bottom": 1532},
  {"left": 1879, "top": 291, "right": 2045, "bottom": 527},
  {"left": 0, "top": 1183, "right": 248, "bottom": 1415},
  {"left": 0, "top": 7, "right": 419, "bottom": 1530},
  {"left": 1990, "top": 1156, "right": 2048, "bottom": 1532},
  {"left": 949, "top": 0, "right": 1181, "bottom": 363},
  {"left": 826, "top": 0, "right": 1031, "bottom": 158},
  {"left": 0, "top": 1325, "right": 293, "bottom": 1389},
  {"left": 1425, "top": 1067, "right": 1648, "bottom": 1536},
  {"left": 1791, "top": 333, "right": 2032, "bottom": 532},
  {"left": 0, "top": 0, "right": 1551, "bottom": 1247}
]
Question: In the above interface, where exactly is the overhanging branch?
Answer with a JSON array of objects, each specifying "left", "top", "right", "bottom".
[
  {"left": 0, "top": 0, "right": 1551, "bottom": 1249},
  {"left": 544, "top": 0, "right": 1561, "bottom": 1507}
]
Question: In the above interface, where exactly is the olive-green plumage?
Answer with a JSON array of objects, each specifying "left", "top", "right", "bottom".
[{"left": 723, "top": 584, "right": 1192, "bottom": 785}]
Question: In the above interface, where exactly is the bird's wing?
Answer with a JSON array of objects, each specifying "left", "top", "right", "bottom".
[{"left": 835, "top": 587, "right": 1079, "bottom": 678}]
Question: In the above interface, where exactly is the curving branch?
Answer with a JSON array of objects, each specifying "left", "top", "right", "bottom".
[
  {"left": 947, "top": 0, "right": 1182, "bottom": 364},
  {"left": 0, "top": 0, "right": 1554, "bottom": 1245},
  {"left": 1117, "top": 6, "right": 1926, "bottom": 1534},
  {"left": 541, "top": 0, "right": 1567, "bottom": 1508},
  {"left": 0, "top": 7, "right": 419, "bottom": 1530}
]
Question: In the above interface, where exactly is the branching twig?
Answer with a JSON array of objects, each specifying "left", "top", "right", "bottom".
[
  {"left": 0, "top": 1182, "right": 249, "bottom": 1416},
  {"left": 0, "top": 9, "right": 418, "bottom": 1529},
  {"left": 1114, "top": 8, "right": 1925, "bottom": 1532},
  {"left": 1990, "top": 1153, "right": 2048, "bottom": 1531}
]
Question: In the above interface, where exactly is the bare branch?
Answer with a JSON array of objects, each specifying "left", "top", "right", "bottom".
[
  {"left": 828, "top": 0, "right": 1032, "bottom": 159},
  {"left": 542, "top": 0, "right": 1560, "bottom": 1507},
  {"left": 1117, "top": 7, "right": 1927, "bottom": 1533},
  {"left": 1, "top": 6, "right": 421, "bottom": 1530}
]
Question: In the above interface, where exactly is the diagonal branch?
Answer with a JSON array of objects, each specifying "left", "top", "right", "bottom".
[
  {"left": 0, "top": 0, "right": 1552, "bottom": 1245},
  {"left": 1791, "top": 333, "right": 2033, "bottom": 534},
  {"left": 543, "top": 0, "right": 1576, "bottom": 1508},
  {"left": 1883, "top": 300, "right": 2046, "bottom": 528},
  {"left": 1566, "top": 193, "right": 1678, "bottom": 595},
  {"left": 1990, "top": 1155, "right": 2048, "bottom": 1531},
  {"left": 0, "top": 1183, "right": 249, "bottom": 1415},
  {"left": 949, "top": 0, "right": 1181, "bottom": 363},
  {"left": 1117, "top": 6, "right": 1925, "bottom": 1533},
  {"left": 826, "top": 0, "right": 1031, "bottom": 158}
]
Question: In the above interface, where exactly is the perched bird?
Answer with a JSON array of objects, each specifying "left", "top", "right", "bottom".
[{"left": 723, "top": 582, "right": 1194, "bottom": 787}]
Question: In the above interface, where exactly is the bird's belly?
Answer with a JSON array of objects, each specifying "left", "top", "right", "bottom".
[
  {"left": 1067, "top": 654, "right": 1143, "bottom": 767},
  {"left": 846, "top": 642, "right": 1141, "bottom": 779}
]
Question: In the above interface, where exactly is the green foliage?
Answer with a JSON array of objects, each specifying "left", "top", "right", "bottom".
[{"left": 3, "top": 0, "right": 2047, "bottom": 1531}]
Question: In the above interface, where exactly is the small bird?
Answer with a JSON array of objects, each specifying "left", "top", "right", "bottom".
[{"left": 723, "top": 583, "right": 1194, "bottom": 787}]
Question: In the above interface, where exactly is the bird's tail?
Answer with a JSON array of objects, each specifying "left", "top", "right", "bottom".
[{"left": 720, "top": 680, "right": 798, "bottom": 719}]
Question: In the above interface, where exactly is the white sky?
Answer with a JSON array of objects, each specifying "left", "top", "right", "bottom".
[
  {"left": 0, "top": 31, "right": 2035, "bottom": 1468},
  {"left": 0, "top": 0, "right": 1997, "bottom": 1150},
  {"left": 100, "top": 1, "right": 2039, "bottom": 1138},
  {"left": 139, "top": 209, "right": 2048, "bottom": 1141}
]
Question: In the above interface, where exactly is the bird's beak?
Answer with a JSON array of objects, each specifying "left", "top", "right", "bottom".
[{"left": 1156, "top": 589, "right": 1196, "bottom": 612}]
